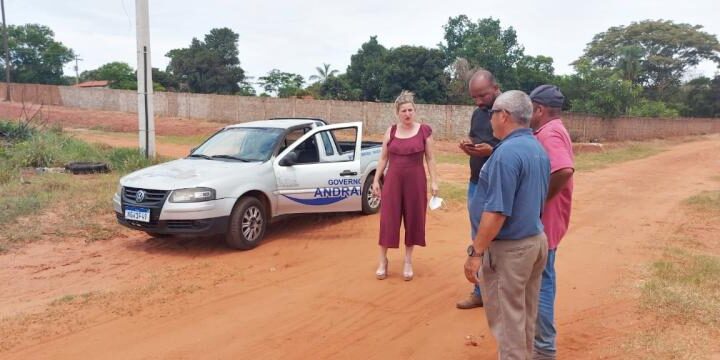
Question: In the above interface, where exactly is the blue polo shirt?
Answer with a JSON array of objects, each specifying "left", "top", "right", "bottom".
[{"left": 470, "top": 128, "right": 550, "bottom": 240}]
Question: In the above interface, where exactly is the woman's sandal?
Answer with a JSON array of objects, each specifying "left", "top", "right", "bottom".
[
  {"left": 376, "top": 259, "right": 388, "bottom": 280},
  {"left": 403, "top": 262, "right": 414, "bottom": 281}
]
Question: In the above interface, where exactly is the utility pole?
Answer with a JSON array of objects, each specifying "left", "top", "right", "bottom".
[
  {"left": 135, "top": 0, "right": 155, "bottom": 158},
  {"left": 73, "top": 55, "right": 82, "bottom": 85},
  {"left": 1, "top": 0, "right": 10, "bottom": 101}
]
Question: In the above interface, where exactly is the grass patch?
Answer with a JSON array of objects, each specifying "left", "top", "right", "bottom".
[
  {"left": 575, "top": 143, "right": 666, "bottom": 172},
  {"left": 683, "top": 191, "right": 720, "bottom": 212},
  {"left": 106, "top": 147, "right": 162, "bottom": 173},
  {"left": 0, "top": 180, "right": 52, "bottom": 224},
  {"left": 641, "top": 249, "right": 720, "bottom": 327},
  {"left": 0, "top": 173, "right": 122, "bottom": 246},
  {"left": 436, "top": 141, "right": 666, "bottom": 170},
  {"left": 160, "top": 134, "right": 209, "bottom": 146},
  {"left": 435, "top": 152, "right": 467, "bottom": 165},
  {"left": 620, "top": 189, "right": 720, "bottom": 359},
  {"left": 7, "top": 130, "right": 105, "bottom": 169},
  {"left": 439, "top": 181, "right": 467, "bottom": 204},
  {"left": 630, "top": 249, "right": 720, "bottom": 358},
  {"left": 0, "top": 120, "right": 168, "bottom": 249},
  {"left": 622, "top": 325, "right": 711, "bottom": 359},
  {"left": 72, "top": 128, "right": 209, "bottom": 148},
  {"left": 50, "top": 295, "right": 76, "bottom": 306}
]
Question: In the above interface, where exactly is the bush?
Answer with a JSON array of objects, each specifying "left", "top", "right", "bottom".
[
  {"left": 629, "top": 100, "right": 680, "bottom": 118},
  {"left": 558, "top": 61, "right": 642, "bottom": 119},
  {"left": 0, "top": 120, "right": 36, "bottom": 141},
  {"left": 1, "top": 122, "right": 163, "bottom": 176},
  {"left": 107, "top": 148, "right": 156, "bottom": 172},
  {"left": 7, "top": 131, "right": 104, "bottom": 168}
]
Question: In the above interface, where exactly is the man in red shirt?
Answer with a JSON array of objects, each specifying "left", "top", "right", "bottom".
[{"left": 529, "top": 85, "right": 574, "bottom": 360}]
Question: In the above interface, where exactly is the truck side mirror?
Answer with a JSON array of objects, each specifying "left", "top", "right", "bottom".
[{"left": 279, "top": 151, "right": 298, "bottom": 166}]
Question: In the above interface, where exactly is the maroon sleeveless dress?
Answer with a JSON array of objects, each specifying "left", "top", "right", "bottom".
[{"left": 378, "top": 123, "right": 432, "bottom": 248}]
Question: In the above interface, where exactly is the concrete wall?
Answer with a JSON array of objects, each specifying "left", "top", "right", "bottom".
[{"left": 2, "top": 82, "right": 719, "bottom": 141}]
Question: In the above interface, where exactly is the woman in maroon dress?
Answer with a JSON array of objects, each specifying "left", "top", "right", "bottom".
[{"left": 372, "top": 91, "right": 439, "bottom": 281}]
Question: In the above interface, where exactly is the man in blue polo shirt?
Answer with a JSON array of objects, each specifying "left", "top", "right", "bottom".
[{"left": 464, "top": 90, "right": 550, "bottom": 359}]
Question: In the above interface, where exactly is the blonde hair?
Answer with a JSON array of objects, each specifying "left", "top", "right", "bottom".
[{"left": 394, "top": 90, "right": 415, "bottom": 113}]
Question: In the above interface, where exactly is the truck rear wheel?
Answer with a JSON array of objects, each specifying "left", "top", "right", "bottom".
[
  {"left": 361, "top": 172, "right": 381, "bottom": 214},
  {"left": 226, "top": 197, "right": 267, "bottom": 250}
]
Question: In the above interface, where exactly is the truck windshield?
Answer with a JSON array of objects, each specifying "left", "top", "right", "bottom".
[{"left": 190, "top": 127, "right": 284, "bottom": 162}]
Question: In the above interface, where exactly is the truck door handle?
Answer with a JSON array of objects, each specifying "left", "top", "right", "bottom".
[{"left": 339, "top": 170, "right": 357, "bottom": 176}]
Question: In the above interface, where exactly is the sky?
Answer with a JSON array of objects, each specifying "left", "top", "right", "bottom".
[{"left": 6, "top": 0, "right": 720, "bottom": 90}]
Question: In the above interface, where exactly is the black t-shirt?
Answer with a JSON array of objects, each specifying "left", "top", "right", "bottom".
[{"left": 469, "top": 107, "right": 499, "bottom": 183}]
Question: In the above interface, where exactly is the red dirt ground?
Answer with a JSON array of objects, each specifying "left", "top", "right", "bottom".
[{"left": 1, "top": 103, "right": 719, "bottom": 359}]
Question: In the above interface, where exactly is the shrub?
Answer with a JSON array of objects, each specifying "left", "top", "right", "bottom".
[
  {"left": 629, "top": 100, "right": 680, "bottom": 118},
  {"left": 107, "top": 148, "right": 157, "bottom": 172},
  {"left": 0, "top": 120, "right": 36, "bottom": 141},
  {"left": 7, "top": 131, "right": 104, "bottom": 168}
]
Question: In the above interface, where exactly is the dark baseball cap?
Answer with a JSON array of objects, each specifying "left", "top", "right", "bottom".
[{"left": 529, "top": 85, "right": 565, "bottom": 108}]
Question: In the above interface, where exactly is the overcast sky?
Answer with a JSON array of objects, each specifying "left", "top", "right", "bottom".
[{"left": 6, "top": 0, "right": 720, "bottom": 89}]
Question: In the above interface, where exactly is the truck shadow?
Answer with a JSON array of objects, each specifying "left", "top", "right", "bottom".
[
  {"left": 124, "top": 212, "right": 373, "bottom": 257},
  {"left": 266, "top": 212, "right": 363, "bottom": 238}
]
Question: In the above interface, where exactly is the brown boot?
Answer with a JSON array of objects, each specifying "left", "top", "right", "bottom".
[{"left": 456, "top": 293, "right": 484, "bottom": 309}]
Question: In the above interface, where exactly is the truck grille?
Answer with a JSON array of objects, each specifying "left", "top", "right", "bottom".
[{"left": 123, "top": 187, "right": 168, "bottom": 204}]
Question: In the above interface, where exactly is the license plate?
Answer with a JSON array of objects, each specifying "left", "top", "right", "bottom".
[{"left": 125, "top": 206, "right": 150, "bottom": 222}]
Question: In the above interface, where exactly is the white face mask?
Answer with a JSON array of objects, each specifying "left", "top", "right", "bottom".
[{"left": 428, "top": 196, "right": 444, "bottom": 211}]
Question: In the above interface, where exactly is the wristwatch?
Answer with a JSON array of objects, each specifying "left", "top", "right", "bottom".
[{"left": 467, "top": 245, "right": 482, "bottom": 257}]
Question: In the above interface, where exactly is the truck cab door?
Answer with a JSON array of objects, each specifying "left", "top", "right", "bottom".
[{"left": 273, "top": 122, "right": 363, "bottom": 215}]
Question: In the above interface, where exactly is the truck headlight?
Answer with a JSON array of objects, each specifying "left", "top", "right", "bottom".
[
  {"left": 116, "top": 183, "right": 123, "bottom": 197},
  {"left": 170, "top": 188, "right": 216, "bottom": 203}
]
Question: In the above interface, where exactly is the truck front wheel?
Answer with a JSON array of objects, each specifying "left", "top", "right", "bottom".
[
  {"left": 361, "top": 172, "right": 381, "bottom": 214},
  {"left": 226, "top": 197, "right": 267, "bottom": 250}
]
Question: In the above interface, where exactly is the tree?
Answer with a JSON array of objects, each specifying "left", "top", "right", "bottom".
[
  {"left": 515, "top": 55, "right": 555, "bottom": 94},
  {"left": 439, "top": 16, "right": 525, "bottom": 89},
  {"left": 236, "top": 80, "right": 256, "bottom": 96},
  {"left": 319, "top": 74, "right": 360, "bottom": 101},
  {"left": 377, "top": 46, "right": 449, "bottom": 103},
  {"left": 577, "top": 20, "right": 720, "bottom": 100},
  {"left": 258, "top": 69, "right": 305, "bottom": 97},
  {"left": 81, "top": 62, "right": 136, "bottom": 89},
  {"left": 81, "top": 63, "right": 181, "bottom": 91},
  {"left": 309, "top": 63, "right": 338, "bottom": 84},
  {"left": 166, "top": 27, "right": 246, "bottom": 94},
  {"left": 445, "top": 57, "right": 475, "bottom": 105},
  {"left": 557, "top": 60, "right": 642, "bottom": 118},
  {"left": 346, "top": 36, "right": 388, "bottom": 101},
  {"left": 152, "top": 68, "right": 179, "bottom": 91},
  {"left": 615, "top": 45, "right": 644, "bottom": 83},
  {"left": 0, "top": 24, "right": 74, "bottom": 85},
  {"left": 679, "top": 76, "right": 720, "bottom": 117}
]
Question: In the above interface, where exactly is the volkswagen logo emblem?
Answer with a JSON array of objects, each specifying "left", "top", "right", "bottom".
[{"left": 135, "top": 190, "right": 146, "bottom": 203}]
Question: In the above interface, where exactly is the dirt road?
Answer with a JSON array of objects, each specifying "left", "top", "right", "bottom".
[{"left": 2, "top": 135, "right": 719, "bottom": 359}]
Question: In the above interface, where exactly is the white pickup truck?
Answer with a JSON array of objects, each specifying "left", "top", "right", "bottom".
[{"left": 113, "top": 118, "right": 382, "bottom": 249}]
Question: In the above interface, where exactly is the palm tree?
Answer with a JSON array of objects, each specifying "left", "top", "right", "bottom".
[
  {"left": 309, "top": 63, "right": 339, "bottom": 83},
  {"left": 616, "top": 46, "right": 644, "bottom": 84}
]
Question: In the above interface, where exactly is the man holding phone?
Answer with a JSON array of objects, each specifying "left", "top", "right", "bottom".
[{"left": 456, "top": 69, "right": 501, "bottom": 310}]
